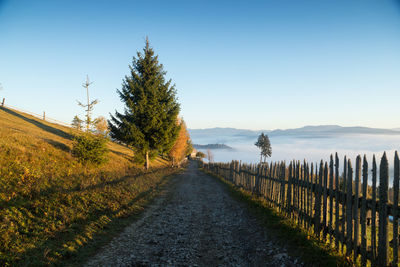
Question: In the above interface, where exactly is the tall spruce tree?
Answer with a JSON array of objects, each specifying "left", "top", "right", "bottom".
[{"left": 108, "top": 39, "right": 180, "bottom": 169}]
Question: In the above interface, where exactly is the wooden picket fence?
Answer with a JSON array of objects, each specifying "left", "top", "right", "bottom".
[{"left": 202, "top": 152, "right": 400, "bottom": 266}]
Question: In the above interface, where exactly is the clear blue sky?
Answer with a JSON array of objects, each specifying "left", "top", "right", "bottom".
[{"left": 1, "top": 0, "right": 400, "bottom": 130}]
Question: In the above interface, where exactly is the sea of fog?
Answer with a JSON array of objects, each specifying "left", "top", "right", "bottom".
[{"left": 193, "top": 134, "right": 400, "bottom": 170}]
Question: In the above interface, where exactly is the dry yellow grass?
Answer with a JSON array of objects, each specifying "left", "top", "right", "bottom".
[{"left": 0, "top": 106, "right": 176, "bottom": 266}]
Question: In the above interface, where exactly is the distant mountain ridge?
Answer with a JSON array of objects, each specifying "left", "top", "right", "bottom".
[
  {"left": 189, "top": 125, "right": 400, "bottom": 140},
  {"left": 193, "top": 144, "right": 233, "bottom": 150}
]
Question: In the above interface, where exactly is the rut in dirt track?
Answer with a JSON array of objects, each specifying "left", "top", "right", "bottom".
[{"left": 85, "top": 161, "right": 302, "bottom": 266}]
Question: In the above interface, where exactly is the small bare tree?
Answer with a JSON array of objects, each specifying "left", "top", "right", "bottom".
[
  {"left": 94, "top": 116, "right": 109, "bottom": 136},
  {"left": 77, "top": 76, "right": 98, "bottom": 132}
]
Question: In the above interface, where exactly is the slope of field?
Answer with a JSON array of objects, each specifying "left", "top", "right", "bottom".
[{"left": 0, "top": 107, "right": 176, "bottom": 266}]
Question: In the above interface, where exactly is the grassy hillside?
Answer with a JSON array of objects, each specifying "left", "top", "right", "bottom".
[{"left": 0, "top": 107, "right": 177, "bottom": 266}]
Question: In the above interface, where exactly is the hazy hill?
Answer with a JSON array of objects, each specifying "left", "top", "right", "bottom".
[
  {"left": 189, "top": 125, "right": 400, "bottom": 143},
  {"left": 193, "top": 144, "right": 233, "bottom": 150}
]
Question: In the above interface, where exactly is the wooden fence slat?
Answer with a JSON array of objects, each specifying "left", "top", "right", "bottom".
[
  {"left": 323, "top": 162, "right": 328, "bottom": 239},
  {"left": 361, "top": 155, "right": 368, "bottom": 266},
  {"left": 371, "top": 155, "right": 377, "bottom": 266},
  {"left": 300, "top": 164, "right": 304, "bottom": 226},
  {"left": 293, "top": 162, "right": 299, "bottom": 223},
  {"left": 342, "top": 156, "right": 347, "bottom": 254},
  {"left": 287, "top": 163, "right": 292, "bottom": 217},
  {"left": 335, "top": 153, "right": 340, "bottom": 250},
  {"left": 309, "top": 163, "right": 314, "bottom": 230},
  {"left": 378, "top": 152, "right": 389, "bottom": 267},
  {"left": 276, "top": 163, "right": 282, "bottom": 207},
  {"left": 346, "top": 159, "right": 353, "bottom": 257},
  {"left": 329, "top": 155, "right": 334, "bottom": 245},
  {"left": 392, "top": 151, "right": 399, "bottom": 267},
  {"left": 306, "top": 163, "right": 310, "bottom": 230},
  {"left": 303, "top": 163, "right": 307, "bottom": 228},
  {"left": 354, "top": 155, "right": 361, "bottom": 263},
  {"left": 281, "top": 163, "right": 286, "bottom": 213},
  {"left": 315, "top": 161, "right": 323, "bottom": 238}
]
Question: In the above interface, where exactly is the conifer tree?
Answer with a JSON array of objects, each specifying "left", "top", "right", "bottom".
[
  {"left": 255, "top": 132, "right": 272, "bottom": 162},
  {"left": 72, "top": 115, "right": 83, "bottom": 130},
  {"left": 109, "top": 38, "right": 180, "bottom": 169}
]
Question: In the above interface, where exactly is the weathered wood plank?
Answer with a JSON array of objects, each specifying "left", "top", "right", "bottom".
[
  {"left": 354, "top": 155, "right": 361, "bottom": 263},
  {"left": 323, "top": 162, "right": 328, "bottom": 239},
  {"left": 287, "top": 162, "right": 293, "bottom": 217},
  {"left": 371, "top": 155, "right": 377, "bottom": 266},
  {"left": 306, "top": 163, "right": 310, "bottom": 230},
  {"left": 315, "top": 161, "right": 323, "bottom": 238},
  {"left": 300, "top": 164, "right": 304, "bottom": 226},
  {"left": 392, "top": 151, "right": 399, "bottom": 267},
  {"left": 280, "top": 163, "right": 286, "bottom": 213},
  {"left": 346, "top": 159, "right": 353, "bottom": 257},
  {"left": 378, "top": 153, "right": 389, "bottom": 267},
  {"left": 335, "top": 153, "right": 340, "bottom": 250},
  {"left": 361, "top": 155, "right": 368, "bottom": 266},
  {"left": 342, "top": 156, "right": 347, "bottom": 254},
  {"left": 329, "top": 155, "right": 334, "bottom": 245},
  {"left": 309, "top": 163, "right": 314, "bottom": 230}
]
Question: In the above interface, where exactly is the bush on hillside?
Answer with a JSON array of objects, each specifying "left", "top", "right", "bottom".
[{"left": 72, "top": 133, "right": 108, "bottom": 165}]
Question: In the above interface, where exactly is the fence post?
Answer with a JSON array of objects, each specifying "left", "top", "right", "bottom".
[
  {"left": 309, "top": 163, "right": 314, "bottom": 230},
  {"left": 346, "top": 159, "right": 353, "bottom": 257},
  {"left": 1, "top": 98, "right": 4, "bottom": 106},
  {"left": 43, "top": 111, "right": 46, "bottom": 120},
  {"left": 323, "top": 162, "right": 328, "bottom": 239},
  {"left": 315, "top": 161, "right": 323, "bottom": 238},
  {"left": 341, "top": 156, "right": 347, "bottom": 253},
  {"left": 371, "top": 155, "right": 377, "bottom": 265},
  {"left": 360, "top": 155, "right": 368, "bottom": 266},
  {"left": 354, "top": 155, "right": 361, "bottom": 263},
  {"left": 334, "top": 153, "right": 340, "bottom": 250},
  {"left": 393, "top": 151, "right": 400, "bottom": 267},
  {"left": 329, "top": 155, "right": 334, "bottom": 245},
  {"left": 378, "top": 152, "right": 389, "bottom": 266}
]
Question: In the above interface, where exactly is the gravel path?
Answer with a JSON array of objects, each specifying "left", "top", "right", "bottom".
[{"left": 85, "top": 161, "right": 303, "bottom": 266}]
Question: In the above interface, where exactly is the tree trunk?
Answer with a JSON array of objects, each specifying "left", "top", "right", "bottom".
[{"left": 145, "top": 151, "right": 149, "bottom": 170}]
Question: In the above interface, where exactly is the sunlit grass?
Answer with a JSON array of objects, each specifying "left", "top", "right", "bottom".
[{"left": 0, "top": 107, "right": 175, "bottom": 266}]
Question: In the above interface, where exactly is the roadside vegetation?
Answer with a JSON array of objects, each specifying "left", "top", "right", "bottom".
[
  {"left": 0, "top": 39, "right": 192, "bottom": 266},
  {"left": 203, "top": 168, "right": 350, "bottom": 267},
  {"left": 0, "top": 107, "right": 179, "bottom": 266}
]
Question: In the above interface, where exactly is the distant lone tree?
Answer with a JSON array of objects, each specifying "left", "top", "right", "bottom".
[
  {"left": 255, "top": 132, "right": 272, "bottom": 163},
  {"left": 108, "top": 38, "right": 180, "bottom": 169},
  {"left": 71, "top": 115, "right": 83, "bottom": 130}
]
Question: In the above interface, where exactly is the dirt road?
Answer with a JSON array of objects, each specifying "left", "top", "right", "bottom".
[{"left": 85, "top": 161, "right": 302, "bottom": 266}]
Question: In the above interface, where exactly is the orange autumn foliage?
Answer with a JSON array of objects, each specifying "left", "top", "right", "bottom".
[{"left": 169, "top": 120, "right": 190, "bottom": 165}]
